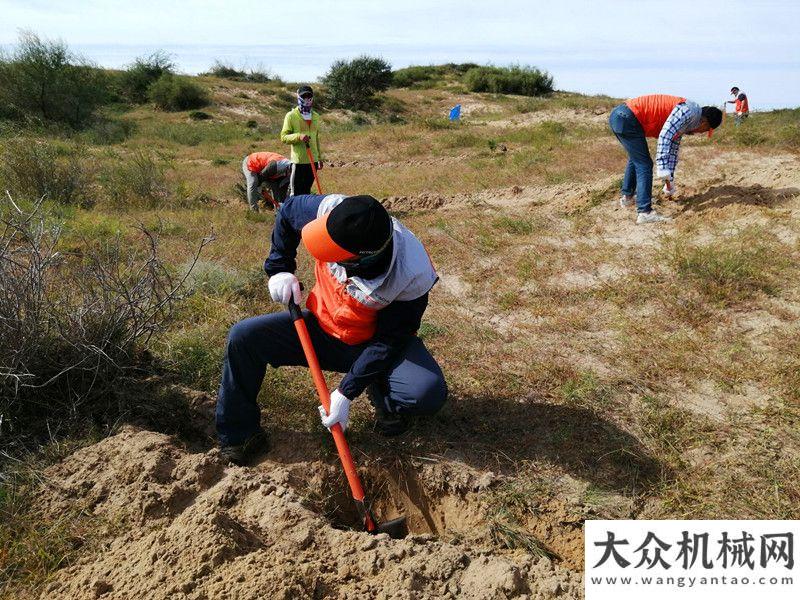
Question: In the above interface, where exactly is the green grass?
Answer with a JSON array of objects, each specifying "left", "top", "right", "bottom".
[
  {"left": 714, "top": 108, "right": 800, "bottom": 151},
  {"left": 637, "top": 396, "right": 714, "bottom": 463},
  {"left": 492, "top": 216, "right": 535, "bottom": 235},
  {"left": 439, "top": 130, "right": 483, "bottom": 149},
  {"left": 418, "top": 320, "right": 446, "bottom": 340},
  {"left": 150, "top": 121, "right": 249, "bottom": 147},
  {"left": 60, "top": 212, "right": 126, "bottom": 247},
  {"left": 0, "top": 138, "right": 96, "bottom": 207},
  {"left": 185, "top": 260, "right": 250, "bottom": 295},
  {"left": 509, "top": 91, "right": 618, "bottom": 113},
  {"left": 161, "top": 325, "right": 226, "bottom": 392},
  {"left": 484, "top": 480, "right": 557, "bottom": 558},
  {"left": 561, "top": 371, "right": 612, "bottom": 409},
  {"left": 79, "top": 117, "right": 138, "bottom": 145},
  {"left": 98, "top": 150, "right": 172, "bottom": 208},
  {"left": 0, "top": 440, "right": 109, "bottom": 595},
  {"left": 666, "top": 226, "right": 793, "bottom": 305}
]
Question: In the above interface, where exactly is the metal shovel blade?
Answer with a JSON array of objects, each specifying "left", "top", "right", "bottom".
[{"left": 372, "top": 516, "right": 407, "bottom": 540}]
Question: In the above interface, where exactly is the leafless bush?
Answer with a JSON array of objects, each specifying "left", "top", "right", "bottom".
[{"left": 0, "top": 194, "right": 213, "bottom": 446}]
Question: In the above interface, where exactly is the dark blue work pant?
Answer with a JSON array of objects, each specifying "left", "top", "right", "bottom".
[
  {"left": 609, "top": 104, "right": 653, "bottom": 213},
  {"left": 216, "top": 310, "right": 447, "bottom": 446}
]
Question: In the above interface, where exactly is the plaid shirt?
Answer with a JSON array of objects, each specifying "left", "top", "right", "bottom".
[{"left": 655, "top": 101, "right": 702, "bottom": 178}]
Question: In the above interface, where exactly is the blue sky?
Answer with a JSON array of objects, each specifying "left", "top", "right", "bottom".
[{"left": 1, "top": 0, "right": 799, "bottom": 107}]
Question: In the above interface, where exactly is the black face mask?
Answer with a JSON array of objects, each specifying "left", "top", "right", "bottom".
[{"left": 338, "top": 238, "right": 394, "bottom": 280}]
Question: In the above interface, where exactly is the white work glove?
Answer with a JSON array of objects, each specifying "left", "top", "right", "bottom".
[
  {"left": 662, "top": 177, "right": 677, "bottom": 197},
  {"left": 268, "top": 272, "right": 301, "bottom": 305},
  {"left": 319, "top": 389, "right": 351, "bottom": 431}
]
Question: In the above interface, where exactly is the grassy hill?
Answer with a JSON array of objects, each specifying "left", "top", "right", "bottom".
[{"left": 1, "top": 59, "right": 800, "bottom": 597}]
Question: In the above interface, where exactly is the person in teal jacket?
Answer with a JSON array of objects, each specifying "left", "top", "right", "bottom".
[{"left": 281, "top": 85, "right": 323, "bottom": 195}]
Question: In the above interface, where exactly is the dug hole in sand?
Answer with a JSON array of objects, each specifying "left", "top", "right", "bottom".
[{"left": 38, "top": 427, "right": 582, "bottom": 599}]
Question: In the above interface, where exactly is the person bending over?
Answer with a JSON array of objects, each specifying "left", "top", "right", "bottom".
[{"left": 608, "top": 94, "right": 722, "bottom": 224}]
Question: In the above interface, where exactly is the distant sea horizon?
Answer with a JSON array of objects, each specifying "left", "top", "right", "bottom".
[{"left": 17, "top": 42, "right": 800, "bottom": 110}]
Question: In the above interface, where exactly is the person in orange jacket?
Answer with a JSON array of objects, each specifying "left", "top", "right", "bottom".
[
  {"left": 215, "top": 194, "right": 447, "bottom": 465},
  {"left": 727, "top": 87, "right": 750, "bottom": 126},
  {"left": 608, "top": 94, "right": 723, "bottom": 224},
  {"left": 241, "top": 151, "right": 291, "bottom": 212}
]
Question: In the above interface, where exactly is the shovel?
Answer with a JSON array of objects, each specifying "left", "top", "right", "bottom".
[
  {"left": 260, "top": 188, "right": 280, "bottom": 210},
  {"left": 287, "top": 299, "right": 406, "bottom": 538},
  {"left": 304, "top": 141, "right": 324, "bottom": 194}
]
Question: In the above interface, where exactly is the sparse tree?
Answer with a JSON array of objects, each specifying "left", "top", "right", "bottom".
[{"left": 0, "top": 31, "right": 110, "bottom": 128}]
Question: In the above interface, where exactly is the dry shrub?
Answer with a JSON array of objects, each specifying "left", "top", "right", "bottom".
[{"left": 0, "top": 196, "right": 212, "bottom": 447}]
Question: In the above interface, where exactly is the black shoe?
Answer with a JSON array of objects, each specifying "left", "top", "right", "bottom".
[
  {"left": 374, "top": 412, "right": 410, "bottom": 437},
  {"left": 220, "top": 429, "right": 270, "bottom": 466},
  {"left": 367, "top": 382, "right": 410, "bottom": 437}
]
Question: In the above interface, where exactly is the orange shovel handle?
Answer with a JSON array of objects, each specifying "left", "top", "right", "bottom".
[
  {"left": 260, "top": 189, "right": 280, "bottom": 210},
  {"left": 287, "top": 301, "right": 375, "bottom": 530},
  {"left": 304, "top": 142, "right": 323, "bottom": 194}
]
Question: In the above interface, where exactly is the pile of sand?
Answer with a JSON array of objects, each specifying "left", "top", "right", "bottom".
[{"left": 38, "top": 427, "right": 582, "bottom": 599}]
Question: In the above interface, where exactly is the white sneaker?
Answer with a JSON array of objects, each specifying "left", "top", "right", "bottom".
[
  {"left": 636, "top": 210, "right": 671, "bottom": 225},
  {"left": 620, "top": 194, "right": 635, "bottom": 208}
]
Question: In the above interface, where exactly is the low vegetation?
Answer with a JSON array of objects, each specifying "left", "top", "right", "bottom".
[
  {"left": 714, "top": 107, "right": 800, "bottom": 151},
  {"left": 391, "top": 63, "right": 479, "bottom": 88},
  {"left": 463, "top": 65, "right": 554, "bottom": 96},
  {"left": 391, "top": 63, "right": 554, "bottom": 97},
  {"left": 148, "top": 73, "right": 210, "bottom": 111},
  {"left": 0, "top": 442, "right": 105, "bottom": 592},
  {"left": 99, "top": 150, "right": 172, "bottom": 208},
  {"left": 667, "top": 226, "right": 792, "bottom": 305},
  {"left": 117, "top": 51, "right": 175, "bottom": 104},
  {"left": 203, "top": 60, "right": 275, "bottom": 83},
  {"left": 0, "top": 138, "right": 95, "bottom": 207}
]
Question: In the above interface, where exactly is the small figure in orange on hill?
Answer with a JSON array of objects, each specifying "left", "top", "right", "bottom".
[{"left": 727, "top": 86, "right": 750, "bottom": 126}]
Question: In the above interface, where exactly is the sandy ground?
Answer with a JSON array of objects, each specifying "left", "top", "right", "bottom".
[
  {"left": 22, "top": 117, "right": 800, "bottom": 599},
  {"left": 38, "top": 427, "right": 581, "bottom": 600}
]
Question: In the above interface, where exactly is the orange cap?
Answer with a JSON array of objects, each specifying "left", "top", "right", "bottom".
[{"left": 301, "top": 213, "right": 359, "bottom": 262}]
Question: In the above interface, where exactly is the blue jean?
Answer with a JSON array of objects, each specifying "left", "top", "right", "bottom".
[
  {"left": 609, "top": 104, "right": 653, "bottom": 213},
  {"left": 216, "top": 310, "right": 447, "bottom": 446}
]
